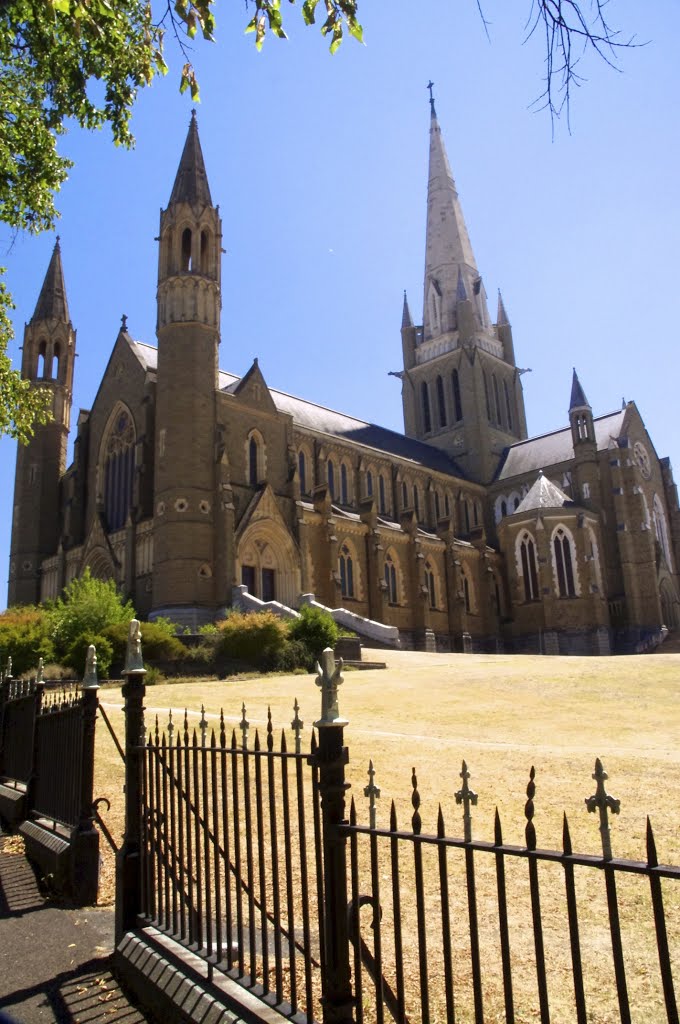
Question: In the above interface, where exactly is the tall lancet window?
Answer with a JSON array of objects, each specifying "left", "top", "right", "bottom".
[
  {"left": 421, "top": 381, "right": 432, "bottom": 434},
  {"left": 553, "top": 527, "right": 576, "bottom": 597},
  {"left": 519, "top": 532, "right": 539, "bottom": 602},
  {"left": 103, "top": 409, "right": 135, "bottom": 532},
  {"left": 436, "top": 376, "right": 447, "bottom": 428},
  {"left": 451, "top": 369, "right": 463, "bottom": 422}
]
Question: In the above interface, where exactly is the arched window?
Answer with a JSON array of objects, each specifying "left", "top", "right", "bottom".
[
  {"left": 384, "top": 553, "right": 398, "bottom": 604},
  {"left": 53, "top": 342, "right": 61, "bottom": 382},
  {"left": 181, "top": 227, "right": 192, "bottom": 271},
  {"left": 464, "top": 498, "right": 471, "bottom": 535},
  {"left": 366, "top": 470, "right": 373, "bottom": 498},
  {"left": 402, "top": 481, "right": 409, "bottom": 510},
  {"left": 340, "top": 463, "right": 349, "bottom": 504},
  {"left": 504, "top": 380, "right": 513, "bottom": 431},
  {"left": 501, "top": 500, "right": 508, "bottom": 517},
  {"left": 37, "top": 339, "right": 48, "bottom": 379},
  {"left": 425, "top": 561, "right": 437, "bottom": 609},
  {"left": 379, "top": 475, "right": 387, "bottom": 515},
  {"left": 653, "top": 495, "right": 672, "bottom": 567},
  {"left": 298, "top": 450, "right": 307, "bottom": 494},
  {"left": 339, "top": 544, "right": 355, "bottom": 599},
  {"left": 436, "top": 376, "right": 447, "bottom": 428},
  {"left": 553, "top": 527, "right": 576, "bottom": 597},
  {"left": 327, "top": 459, "right": 336, "bottom": 500},
  {"left": 462, "top": 571, "right": 471, "bottom": 613},
  {"left": 483, "top": 371, "right": 492, "bottom": 421},
  {"left": 492, "top": 374, "right": 502, "bottom": 426},
  {"left": 445, "top": 494, "right": 450, "bottom": 517},
  {"left": 472, "top": 500, "right": 480, "bottom": 527},
  {"left": 103, "top": 408, "right": 136, "bottom": 532},
  {"left": 519, "top": 532, "right": 539, "bottom": 602},
  {"left": 434, "top": 492, "right": 441, "bottom": 521},
  {"left": 249, "top": 436, "right": 259, "bottom": 487},
  {"left": 452, "top": 369, "right": 463, "bottom": 422},
  {"left": 414, "top": 485, "right": 420, "bottom": 521},
  {"left": 200, "top": 230, "right": 210, "bottom": 273},
  {"left": 421, "top": 381, "right": 432, "bottom": 433}
]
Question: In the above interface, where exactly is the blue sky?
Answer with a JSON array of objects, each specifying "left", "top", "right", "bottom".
[{"left": 2, "top": 0, "right": 679, "bottom": 609}]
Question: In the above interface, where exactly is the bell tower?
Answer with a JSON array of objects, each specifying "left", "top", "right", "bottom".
[
  {"left": 151, "top": 112, "right": 223, "bottom": 626},
  {"left": 8, "top": 239, "right": 75, "bottom": 605},
  {"left": 398, "top": 90, "right": 527, "bottom": 484}
]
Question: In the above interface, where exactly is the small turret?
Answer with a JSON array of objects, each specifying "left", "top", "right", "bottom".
[{"left": 569, "top": 368, "right": 594, "bottom": 447}]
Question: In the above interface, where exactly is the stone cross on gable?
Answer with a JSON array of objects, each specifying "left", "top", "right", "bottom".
[{"left": 314, "top": 648, "right": 347, "bottom": 728}]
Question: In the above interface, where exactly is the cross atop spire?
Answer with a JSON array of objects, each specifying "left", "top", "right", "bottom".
[
  {"left": 427, "top": 80, "right": 436, "bottom": 118},
  {"left": 168, "top": 111, "right": 213, "bottom": 207},
  {"left": 32, "top": 238, "right": 70, "bottom": 323}
]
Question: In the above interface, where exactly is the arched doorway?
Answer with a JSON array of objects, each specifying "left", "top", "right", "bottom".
[{"left": 236, "top": 521, "right": 301, "bottom": 609}]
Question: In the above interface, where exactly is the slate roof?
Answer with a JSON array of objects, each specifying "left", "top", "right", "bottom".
[
  {"left": 514, "top": 472, "right": 574, "bottom": 514},
  {"left": 130, "top": 341, "right": 467, "bottom": 478},
  {"left": 496, "top": 409, "right": 628, "bottom": 482}
]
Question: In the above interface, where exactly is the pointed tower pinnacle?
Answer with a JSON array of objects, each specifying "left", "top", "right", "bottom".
[
  {"left": 401, "top": 290, "right": 413, "bottom": 329},
  {"left": 423, "top": 94, "right": 480, "bottom": 341},
  {"left": 169, "top": 110, "right": 212, "bottom": 207},
  {"left": 497, "top": 290, "right": 510, "bottom": 326},
  {"left": 32, "top": 238, "right": 70, "bottom": 323},
  {"left": 569, "top": 368, "right": 591, "bottom": 410}
]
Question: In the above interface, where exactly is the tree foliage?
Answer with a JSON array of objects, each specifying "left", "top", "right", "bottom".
[{"left": 47, "top": 567, "right": 135, "bottom": 665}]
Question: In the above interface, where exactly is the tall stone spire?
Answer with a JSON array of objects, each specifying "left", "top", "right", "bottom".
[
  {"left": 423, "top": 94, "right": 479, "bottom": 342},
  {"left": 401, "top": 290, "right": 413, "bottom": 329},
  {"left": 32, "top": 238, "right": 70, "bottom": 323},
  {"left": 169, "top": 110, "right": 212, "bottom": 207}
]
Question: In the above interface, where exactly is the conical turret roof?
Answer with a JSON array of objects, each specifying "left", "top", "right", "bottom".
[
  {"left": 32, "top": 238, "right": 70, "bottom": 323},
  {"left": 515, "top": 471, "right": 573, "bottom": 514},
  {"left": 169, "top": 111, "right": 212, "bottom": 207},
  {"left": 401, "top": 291, "right": 413, "bottom": 329},
  {"left": 569, "top": 368, "right": 591, "bottom": 411}
]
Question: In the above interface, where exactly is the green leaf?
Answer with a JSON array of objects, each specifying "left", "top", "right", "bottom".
[
  {"left": 245, "top": 15, "right": 258, "bottom": 34},
  {"left": 329, "top": 22, "right": 342, "bottom": 53},
  {"left": 302, "top": 0, "right": 319, "bottom": 24},
  {"left": 348, "top": 18, "right": 363, "bottom": 43}
]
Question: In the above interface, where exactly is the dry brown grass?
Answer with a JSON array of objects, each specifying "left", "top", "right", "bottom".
[{"left": 93, "top": 650, "right": 680, "bottom": 1022}]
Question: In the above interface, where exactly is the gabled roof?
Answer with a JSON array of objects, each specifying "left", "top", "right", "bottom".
[
  {"left": 515, "top": 471, "right": 573, "bottom": 514},
  {"left": 496, "top": 409, "right": 628, "bottom": 482},
  {"left": 129, "top": 341, "right": 467, "bottom": 478}
]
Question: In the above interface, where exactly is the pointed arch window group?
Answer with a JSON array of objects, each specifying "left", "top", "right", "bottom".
[{"left": 103, "top": 408, "right": 136, "bottom": 532}]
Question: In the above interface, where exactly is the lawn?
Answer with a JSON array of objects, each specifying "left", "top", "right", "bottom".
[{"left": 93, "top": 649, "right": 680, "bottom": 1022}]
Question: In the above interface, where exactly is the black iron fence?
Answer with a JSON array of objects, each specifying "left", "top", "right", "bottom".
[
  {"left": 114, "top": 627, "right": 680, "bottom": 1024},
  {"left": 0, "top": 656, "right": 100, "bottom": 903}
]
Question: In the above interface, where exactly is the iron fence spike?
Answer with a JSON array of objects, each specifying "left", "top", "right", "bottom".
[
  {"left": 646, "top": 817, "right": 658, "bottom": 868},
  {"left": 291, "top": 697, "right": 304, "bottom": 754},
  {"left": 411, "top": 767, "right": 422, "bottom": 836},
  {"left": 585, "top": 757, "right": 620, "bottom": 861},
  {"left": 455, "top": 758, "right": 478, "bottom": 842},
  {"left": 363, "top": 759, "right": 381, "bottom": 829}
]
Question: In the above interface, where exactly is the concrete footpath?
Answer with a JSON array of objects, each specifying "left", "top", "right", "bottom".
[{"left": 0, "top": 832, "right": 150, "bottom": 1024}]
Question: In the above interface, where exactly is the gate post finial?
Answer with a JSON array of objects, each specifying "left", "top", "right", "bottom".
[
  {"left": 82, "top": 645, "right": 99, "bottom": 689},
  {"left": 314, "top": 648, "right": 348, "bottom": 728}
]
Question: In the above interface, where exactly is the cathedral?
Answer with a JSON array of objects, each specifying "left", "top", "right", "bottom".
[{"left": 8, "top": 101, "right": 680, "bottom": 654}]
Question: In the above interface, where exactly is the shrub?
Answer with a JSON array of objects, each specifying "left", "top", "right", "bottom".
[
  {"left": 288, "top": 605, "right": 340, "bottom": 663},
  {"left": 216, "top": 611, "right": 289, "bottom": 670},
  {"left": 0, "top": 606, "right": 52, "bottom": 676},
  {"left": 102, "top": 620, "right": 188, "bottom": 667},
  {"left": 48, "top": 569, "right": 135, "bottom": 664},
  {"left": 63, "top": 633, "right": 114, "bottom": 679}
]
